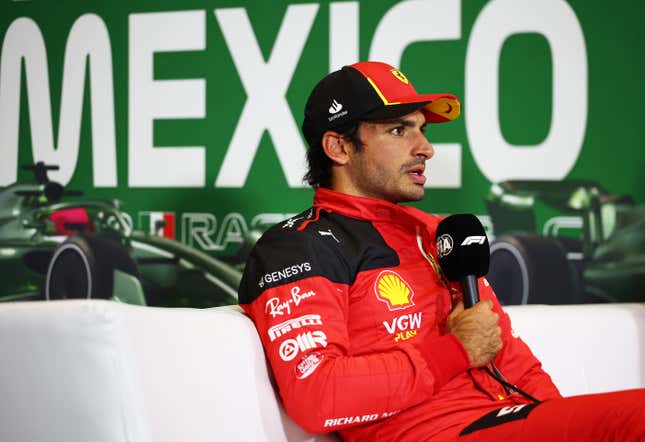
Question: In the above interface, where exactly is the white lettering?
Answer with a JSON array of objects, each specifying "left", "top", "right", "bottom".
[
  {"left": 260, "top": 263, "right": 312, "bottom": 288},
  {"left": 213, "top": 5, "right": 317, "bottom": 188},
  {"left": 381, "top": 410, "right": 399, "bottom": 419},
  {"left": 291, "top": 285, "right": 315, "bottom": 305},
  {"left": 264, "top": 285, "right": 316, "bottom": 318},
  {"left": 383, "top": 312, "right": 423, "bottom": 334},
  {"left": 182, "top": 212, "right": 219, "bottom": 250},
  {"left": 369, "top": 0, "right": 462, "bottom": 189},
  {"left": 461, "top": 235, "right": 486, "bottom": 246},
  {"left": 128, "top": 10, "right": 205, "bottom": 187},
  {"left": 295, "top": 352, "right": 323, "bottom": 380},
  {"left": 268, "top": 314, "right": 322, "bottom": 341},
  {"left": 0, "top": 15, "right": 117, "bottom": 186},
  {"left": 497, "top": 404, "right": 528, "bottom": 417},
  {"left": 265, "top": 297, "right": 292, "bottom": 318},
  {"left": 279, "top": 330, "right": 327, "bottom": 361},
  {"left": 329, "top": 2, "right": 359, "bottom": 71},
  {"left": 466, "top": 0, "right": 587, "bottom": 181},
  {"left": 323, "top": 413, "right": 380, "bottom": 428}
]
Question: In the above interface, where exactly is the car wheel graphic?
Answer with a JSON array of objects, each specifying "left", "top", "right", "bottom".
[
  {"left": 487, "top": 234, "right": 582, "bottom": 305},
  {"left": 46, "top": 235, "right": 138, "bottom": 300}
]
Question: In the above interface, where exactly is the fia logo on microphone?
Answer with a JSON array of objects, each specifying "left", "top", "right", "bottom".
[{"left": 436, "top": 234, "right": 453, "bottom": 258}]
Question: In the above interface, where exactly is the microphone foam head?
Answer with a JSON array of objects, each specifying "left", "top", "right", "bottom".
[{"left": 435, "top": 214, "right": 489, "bottom": 281}]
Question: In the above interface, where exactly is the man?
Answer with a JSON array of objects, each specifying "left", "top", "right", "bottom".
[{"left": 238, "top": 61, "right": 644, "bottom": 441}]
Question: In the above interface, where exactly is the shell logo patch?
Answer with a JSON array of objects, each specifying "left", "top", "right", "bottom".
[
  {"left": 390, "top": 69, "right": 409, "bottom": 84},
  {"left": 374, "top": 270, "right": 415, "bottom": 311}
]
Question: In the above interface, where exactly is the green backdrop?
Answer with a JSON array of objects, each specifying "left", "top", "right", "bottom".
[{"left": 1, "top": 0, "right": 643, "bottom": 255}]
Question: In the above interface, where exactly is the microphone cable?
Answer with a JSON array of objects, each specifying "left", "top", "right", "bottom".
[{"left": 484, "top": 363, "right": 541, "bottom": 404}]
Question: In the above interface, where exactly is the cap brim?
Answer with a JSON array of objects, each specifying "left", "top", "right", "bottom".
[{"left": 363, "top": 93, "right": 461, "bottom": 124}]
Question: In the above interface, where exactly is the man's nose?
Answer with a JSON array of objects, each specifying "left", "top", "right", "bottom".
[{"left": 414, "top": 133, "right": 434, "bottom": 160}]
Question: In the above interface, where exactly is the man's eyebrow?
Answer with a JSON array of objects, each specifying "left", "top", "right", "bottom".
[{"left": 376, "top": 117, "right": 419, "bottom": 127}]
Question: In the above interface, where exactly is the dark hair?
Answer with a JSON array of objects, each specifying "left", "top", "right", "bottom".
[{"left": 303, "top": 123, "right": 364, "bottom": 188}]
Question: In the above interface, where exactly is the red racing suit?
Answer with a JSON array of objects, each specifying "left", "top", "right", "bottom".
[{"left": 238, "top": 188, "right": 562, "bottom": 441}]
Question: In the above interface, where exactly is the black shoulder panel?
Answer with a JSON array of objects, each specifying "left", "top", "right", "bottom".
[{"left": 238, "top": 208, "right": 399, "bottom": 304}]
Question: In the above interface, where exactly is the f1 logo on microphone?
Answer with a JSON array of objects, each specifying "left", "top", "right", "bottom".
[{"left": 461, "top": 236, "right": 486, "bottom": 246}]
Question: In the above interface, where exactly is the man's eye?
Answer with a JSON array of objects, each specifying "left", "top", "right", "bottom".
[{"left": 390, "top": 127, "right": 404, "bottom": 136}]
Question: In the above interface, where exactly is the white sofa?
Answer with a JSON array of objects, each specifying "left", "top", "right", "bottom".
[{"left": 0, "top": 300, "right": 643, "bottom": 442}]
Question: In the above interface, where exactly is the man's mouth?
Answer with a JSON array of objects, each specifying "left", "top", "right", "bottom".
[{"left": 406, "top": 165, "right": 427, "bottom": 185}]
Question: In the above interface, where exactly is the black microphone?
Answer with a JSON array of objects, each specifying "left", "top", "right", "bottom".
[
  {"left": 435, "top": 216, "right": 541, "bottom": 404},
  {"left": 435, "top": 214, "right": 489, "bottom": 308}
]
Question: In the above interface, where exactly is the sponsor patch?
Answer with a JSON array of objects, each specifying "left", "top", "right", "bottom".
[
  {"left": 324, "top": 414, "right": 379, "bottom": 428},
  {"left": 390, "top": 69, "right": 409, "bottom": 84},
  {"left": 328, "top": 109, "right": 348, "bottom": 122},
  {"left": 328, "top": 99, "right": 343, "bottom": 114},
  {"left": 258, "top": 262, "right": 312, "bottom": 288},
  {"left": 318, "top": 228, "right": 340, "bottom": 243},
  {"left": 281, "top": 209, "right": 314, "bottom": 229},
  {"left": 268, "top": 314, "right": 323, "bottom": 342},
  {"left": 324, "top": 410, "right": 399, "bottom": 428},
  {"left": 461, "top": 235, "right": 486, "bottom": 246},
  {"left": 436, "top": 233, "right": 453, "bottom": 258},
  {"left": 374, "top": 270, "right": 415, "bottom": 311},
  {"left": 295, "top": 352, "right": 323, "bottom": 380},
  {"left": 282, "top": 216, "right": 305, "bottom": 229},
  {"left": 279, "top": 331, "right": 327, "bottom": 362},
  {"left": 265, "top": 286, "right": 316, "bottom": 318},
  {"left": 383, "top": 312, "right": 423, "bottom": 342},
  {"left": 459, "top": 403, "right": 540, "bottom": 436}
]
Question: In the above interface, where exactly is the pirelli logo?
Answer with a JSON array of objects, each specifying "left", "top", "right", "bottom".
[{"left": 267, "top": 314, "right": 323, "bottom": 342}]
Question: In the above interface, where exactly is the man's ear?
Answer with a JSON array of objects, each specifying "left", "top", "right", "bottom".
[{"left": 321, "top": 130, "right": 351, "bottom": 165}]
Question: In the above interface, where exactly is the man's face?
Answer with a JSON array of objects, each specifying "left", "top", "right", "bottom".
[{"left": 345, "top": 110, "right": 434, "bottom": 203}]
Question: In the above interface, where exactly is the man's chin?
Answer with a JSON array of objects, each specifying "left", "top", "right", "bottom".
[{"left": 394, "top": 188, "right": 425, "bottom": 203}]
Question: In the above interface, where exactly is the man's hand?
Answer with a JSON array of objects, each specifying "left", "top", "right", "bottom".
[{"left": 446, "top": 300, "right": 502, "bottom": 368}]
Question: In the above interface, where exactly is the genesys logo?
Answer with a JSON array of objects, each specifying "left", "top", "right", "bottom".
[
  {"left": 279, "top": 330, "right": 327, "bottom": 362},
  {"left": 265, "top": 286, "right": 316, "bottom": 318},
  {"left": 295, "top": 352, "right": 324, "bottom": 380},
  {"left": 383, "top": 312, "right": 423, "bottom": 343},
  {"left": 374, "top": 270, "right": 415, "bottom": 311},
  {"left": 268, "top": 314, "right": 323, "bottom": 342},
  {"left": 258, "top": 262, "right": 312, "bottom": 288}
]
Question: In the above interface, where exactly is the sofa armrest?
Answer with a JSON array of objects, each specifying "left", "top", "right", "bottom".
[
  {"left": 505, "top": 303, "right": 645, "bottom": 396},
  {"left": 0, "top": 300, "right": 339, "bottom": 442}
]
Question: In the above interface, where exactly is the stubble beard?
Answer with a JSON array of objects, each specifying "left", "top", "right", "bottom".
[{"left": 354, "top": 162, "right": 425, "bottom": 204}]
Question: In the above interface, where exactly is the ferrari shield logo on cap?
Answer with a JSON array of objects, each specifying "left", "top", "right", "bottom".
[
  {"left": 374, "top": 270, "right": 415, "bottom": 311},
  {"left": 390, "top": 69, "right": 409, "bottom": 84}
]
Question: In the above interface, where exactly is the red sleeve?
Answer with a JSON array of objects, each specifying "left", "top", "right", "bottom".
[
  {"left": 239, "top": 231, "right": 469, "bottom": 434},
  {"left": 479, "top": 278, "right": 562, "bottom": 401}
]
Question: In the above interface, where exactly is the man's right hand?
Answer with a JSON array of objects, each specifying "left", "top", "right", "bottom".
[{"left": 446, "top": 300, "right": 502, "bottom": 368}]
